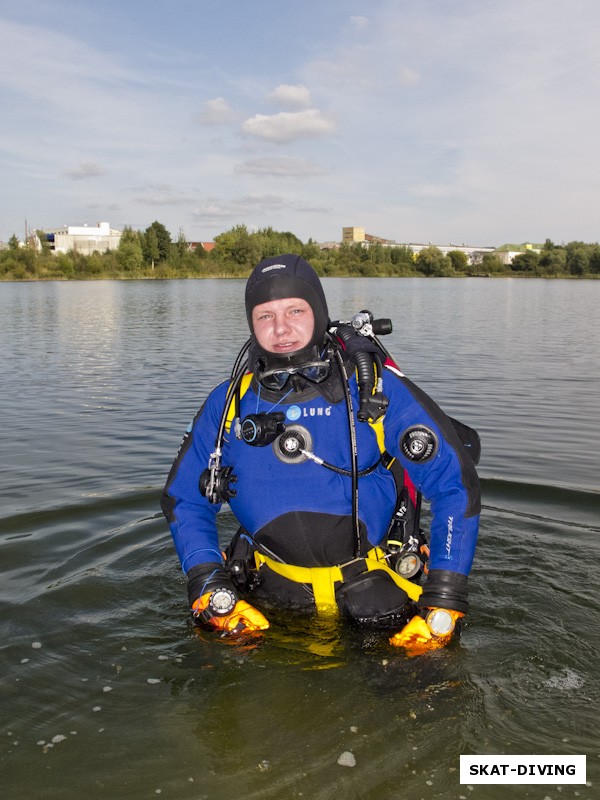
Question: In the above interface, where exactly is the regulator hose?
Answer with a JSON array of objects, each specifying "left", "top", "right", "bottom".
[{"left": 335, "top": 324, "right": 376, "bottom": 422}]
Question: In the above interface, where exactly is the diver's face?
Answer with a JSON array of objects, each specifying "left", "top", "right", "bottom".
[{"left": 252, "top": 297, "right": 314, "bottom": 354}]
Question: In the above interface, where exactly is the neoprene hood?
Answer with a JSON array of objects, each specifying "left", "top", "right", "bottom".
[{"left": 245, "top": 254, "right": 329, "bottom": 361}]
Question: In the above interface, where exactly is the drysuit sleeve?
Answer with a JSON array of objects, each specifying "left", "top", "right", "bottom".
[
  {"left": 382, "top": 366, "right": 481, "bottom": 613},
  {"left": 160, "top": 381, "right": 230, "bottom": 574}
]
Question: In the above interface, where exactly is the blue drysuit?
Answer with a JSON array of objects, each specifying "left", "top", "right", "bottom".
[{"left": 161, "top": 358, "right": 480, "bottom": 614}]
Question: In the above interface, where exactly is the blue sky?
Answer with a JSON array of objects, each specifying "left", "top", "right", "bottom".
[{"left": 2, "top": 0, "right": 600, "bottom": 246}]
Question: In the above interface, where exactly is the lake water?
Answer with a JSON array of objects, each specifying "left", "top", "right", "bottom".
[{"left": 1, "top": 277, "right": 598, "bottom": 800}]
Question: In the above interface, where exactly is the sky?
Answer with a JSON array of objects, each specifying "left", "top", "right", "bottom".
[{"left": 2, "top": 0, "right": 600, "bottom": 247}]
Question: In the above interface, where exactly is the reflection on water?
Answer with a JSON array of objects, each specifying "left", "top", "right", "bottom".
[{"left": 0, "top": 279, "right": 599, "bottom": 799}]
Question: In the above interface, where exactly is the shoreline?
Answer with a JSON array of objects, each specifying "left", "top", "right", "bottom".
[{"left": 1, "top": 273, "right": 595, "bottom": 283}]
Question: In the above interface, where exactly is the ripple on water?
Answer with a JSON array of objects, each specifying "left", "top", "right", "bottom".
[{"left": 1, "top": 485, "right": 599, "bottom": 798}]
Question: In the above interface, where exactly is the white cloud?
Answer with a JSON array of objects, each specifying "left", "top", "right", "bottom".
[
  {"left": 235, "top": 157, "right": 327, "bottom": 179},
  {"left": 267, "top": 84, "right": 312, "bottom": 109},
  {"left": 191, "top": 195, "right": 286, "bottom": 223},
  {"left": 195, "top": 97, "right": 238, "bottom": 126},
  {"left": 4, "top": 1, "right": 600, "bottom": 245},
  {"left": 0, "top": 18, "right": 150, "bottom": 129},
  {"left": 302, "top": 51, "right": 378, "bottom": 96},
  {"left": 191, "top": 193, "right": 329, "bottom": 224},
  {"left": 241, "top": 109, "right": 335, "bottom": 143},
  {"left": 64, "top": 162, "right": 107, "bottom": 181},
  {"left": 133, "top": 185, "right": 196, "bottom": 206}
]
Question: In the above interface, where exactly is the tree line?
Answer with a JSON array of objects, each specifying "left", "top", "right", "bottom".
[{"left": 1, "top": 222, "right": 599, "bottom": 280}]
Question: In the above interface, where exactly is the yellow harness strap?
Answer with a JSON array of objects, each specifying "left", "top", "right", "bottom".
[
  {"left": 224, "top": 373, "right": 253, "bottom": 434},
  {"left": 227, "top": 366, "right": 421, "bottom": 615},
  {"left": 254, "top": 547, "right": 422, "bottom": 614}
]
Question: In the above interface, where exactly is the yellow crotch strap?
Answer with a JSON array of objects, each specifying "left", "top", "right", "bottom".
[
  {"left": 254, "top": 547, "right": 422, "bottom": 615},
  {"left": 253, "top": 552, "right": 343, "bottom": 612}
]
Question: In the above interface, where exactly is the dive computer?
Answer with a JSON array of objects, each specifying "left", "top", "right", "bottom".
[{"left": 208, "top": 587, "right": 237, "bottom": 616}]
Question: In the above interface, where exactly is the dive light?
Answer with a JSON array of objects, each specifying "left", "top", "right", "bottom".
[
  {"left": 425, "top": 608, "right": 456, "bottom": 637},
  {"left": 348, "top": 310, "right": 393, "bottom": 336}
]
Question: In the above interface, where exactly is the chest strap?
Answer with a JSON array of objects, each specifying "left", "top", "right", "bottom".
[{"left": 254, "top": 546, "right": 422, "bottom": 613}]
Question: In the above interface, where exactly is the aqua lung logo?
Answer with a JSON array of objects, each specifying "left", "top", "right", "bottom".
[
  {"left": 286, "top": 405, "right": 331, "bottom": 421},
  {"left": 286, "top": 406, "right": 301, "bottom": 421}
]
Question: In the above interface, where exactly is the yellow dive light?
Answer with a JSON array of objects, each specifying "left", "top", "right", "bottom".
[{"left": 425, "top": 608, "right": 457, "bottom": 637}]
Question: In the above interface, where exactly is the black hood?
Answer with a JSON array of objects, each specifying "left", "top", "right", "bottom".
[{"left": 245, "top": 254, "right": 329, "bottom": 369}]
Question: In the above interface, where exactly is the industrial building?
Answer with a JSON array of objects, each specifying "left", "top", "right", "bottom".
[
  {"left": 42, "top": 222, "right": 122, "bottom": 255},
  {"left": 341, "top": 226, "right": 496, "bottom": 264}
]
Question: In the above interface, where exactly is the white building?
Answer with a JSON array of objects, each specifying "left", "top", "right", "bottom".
[
  {"left": 42, "top": 222, "right": 122, "bottom": 255},
  {"left": 404, "top": 242, "right": 497, "bottom": 264},
  {"left": 340, "top": 227, "right": 496, "bottom": 265},
  {"left": 494, "top": 244, "right": 541, "bottom": 265}
]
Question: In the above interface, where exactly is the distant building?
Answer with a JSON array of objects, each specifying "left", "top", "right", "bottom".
[
  {"left": 41, "top": 222, "right": 122, "bottom": 255},
  {"left": 342, "top": 227, "right": 395, "bottom": 245},
  {"left": 406, "top": 242, "right": 496, "bottom": 264},
  {"left": 188, "top": 241, "right": 215, "bottom": 253},
  {"left": 494, "top": 243, "right": 541, "bottom": 265},
  {"left": 343, "top": 227, "right": 366, "bottom": 243},
  {"left": 339, "top": 227, "right": 496, "bottom": 265}
]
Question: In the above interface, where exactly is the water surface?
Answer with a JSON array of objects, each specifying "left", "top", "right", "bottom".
[{"left": 1, "top": 278, "right": 598, "bottom": 799}]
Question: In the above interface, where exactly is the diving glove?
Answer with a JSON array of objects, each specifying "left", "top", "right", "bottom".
[
  {"left": 389, "top": 607, "right": 463, "bottom": 656},
  {"left": 192, "top": 591, "right": 270, "bottom": 634}
]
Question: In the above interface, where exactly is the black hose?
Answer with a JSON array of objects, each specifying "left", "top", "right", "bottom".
[
  {"left": 334, "top": 324, "right": 376, "bottom": 421},
  {"left": 333, "top": 347, "right": 362, "bottom": 558}
]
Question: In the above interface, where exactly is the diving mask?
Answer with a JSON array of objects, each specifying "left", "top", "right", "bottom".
[{"left": 258, "top": 359, "right": 331, "bottom": 391}]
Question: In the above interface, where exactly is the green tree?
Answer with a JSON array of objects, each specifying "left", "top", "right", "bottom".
[
  {"left": 333, "top": 242, "right": 363, "bottom": 275},
  {"left": 538, "top": 246, "right": 566, "bottom": 275},
  {"left": 415, "top": 246, "right": 452, "bottom": 276},
  {"left": 367, "top": 242, "right": 393, "bottom": 270},
  {"left": 6, "top": 239, "right": 38, "bottom": 275},
  {"left": 144, "top": 221, "right": 172, "bottom": 264},
  {"left": 175, "top": 228, "right": 188, "bottom": 261},
  {"left": 388, "top": 245, "right": 415, "bottom": 275},
  {"left": 143, "top": 227, "right": 160, "bottom": 268},
  {"left": 588, "top": 244, "right": 600, "bottom": 274},
  {"left": 117, "top": 226, "right": 144, "bottom": 272},
  {"left": 301, "top": 238, "right": 321, "bottom": 264},
  {"left": 480, "top": 253, "right": 507, "bottom": 274},
  {"left": 255, "top": 227, "right": 304, "bottom": 259},
  {"left": 447, "top": 250, "right": 469, "bottom": 273},
  {"left": 511, "top": 250, "right": 540, "bottom": 273},
  {"left": 54, "top": 252, "right": 75, "bottom": 278},
  {"left": 541, "top": 238, "right": 555, "bottom": 252},
  {"left": 213, "top": 224, "right": 262, "bottom": 270},
  {"left": 565, "top": 242, "right": 590, "bottom": 276},
  {"left": 193, "top": 242, "right": 208, "bottom": 262}
]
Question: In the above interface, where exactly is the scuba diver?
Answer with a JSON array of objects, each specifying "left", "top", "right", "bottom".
[{"left": 161, "top": 254, "right": 481, "bottom": 655}]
